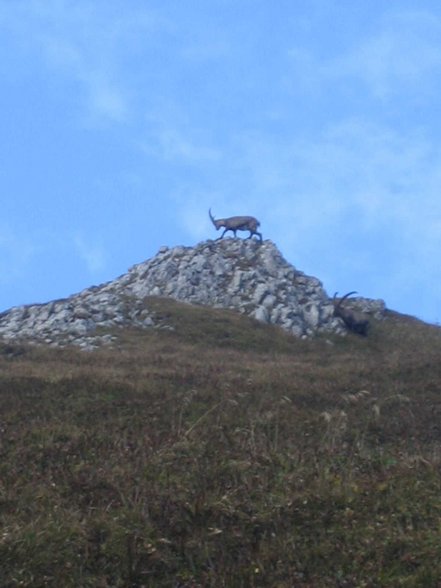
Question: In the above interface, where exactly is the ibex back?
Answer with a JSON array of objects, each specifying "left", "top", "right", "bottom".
[{"left": 209, "top": 209, "right": 262, "bottom": 241}]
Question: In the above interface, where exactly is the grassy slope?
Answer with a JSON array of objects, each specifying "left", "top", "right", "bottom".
[{"left": 1, "top": 298, "right": 441, "bottom": 587}]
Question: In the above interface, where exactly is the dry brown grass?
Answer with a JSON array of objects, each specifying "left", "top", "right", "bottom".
[{"left": 1, "top": 299, "right": 441, "bottom": 586}]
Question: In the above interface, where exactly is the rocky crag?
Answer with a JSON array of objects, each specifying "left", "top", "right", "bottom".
[{"left": 0, "top": 239, "right": 385, "bottom": 349}]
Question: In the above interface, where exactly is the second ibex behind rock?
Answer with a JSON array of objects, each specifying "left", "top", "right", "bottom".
[
  {"left": 209, "top": 209, "right": 262, "bottom": 242},
  {"left": 333, "top": 291, "right": 370, "bottom": 336}
]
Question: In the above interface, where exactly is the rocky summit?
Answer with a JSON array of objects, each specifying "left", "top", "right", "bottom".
[{"left": 0, "top": 239, "right": 385, "bottom": 349}]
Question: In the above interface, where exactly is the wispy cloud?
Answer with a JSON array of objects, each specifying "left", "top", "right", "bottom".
[
  {"left": 288, "top": 10, "right": 441, "bottom": 101},
  {"left": 141, "top": 109, "right": 223, "bottom": 164},
  {"left": 151, "top": 127, "right": 222, "bottom": 164},
  {"left": 0, "top": 227, "right": 37, "bottom": 284},
  {"left": 73, "top": 234, "right": 106, "bottom": 274},
  {"left": 329, "top": 11, "right": 441, "bottom": 100},
  {"left": 0, "top": 0, "right": 165, "bottom": 123},
  {"left": 40, "top": 34, "right": 129, "bottom": 123}
]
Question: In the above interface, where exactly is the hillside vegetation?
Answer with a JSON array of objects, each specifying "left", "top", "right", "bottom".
[{"left": 1, "top": 297, "right": 441, "bottom": 587}]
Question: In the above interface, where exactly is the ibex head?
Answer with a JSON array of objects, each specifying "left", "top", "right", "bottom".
[
  {"left": 333, "top": 291, "right": 370, "bottom": 336},
  {"left": 209, "top": 208, "right": 223, "bottom": 231}
]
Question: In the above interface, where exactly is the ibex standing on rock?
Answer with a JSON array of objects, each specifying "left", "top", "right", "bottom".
[
  {"left": 209, "top": 209, "right": 262, "bottom": 241},
  {"left": 333, "top": 292, "right": 370, "bottom": 336}
]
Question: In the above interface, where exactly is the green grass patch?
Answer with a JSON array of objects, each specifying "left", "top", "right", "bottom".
[{"left": 0, "top": 303, "right": 441, "bottom": 585}]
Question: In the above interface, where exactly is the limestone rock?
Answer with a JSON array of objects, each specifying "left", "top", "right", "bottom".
[{"left": 0, "top": 239, "right": 386, "bottom": 348}]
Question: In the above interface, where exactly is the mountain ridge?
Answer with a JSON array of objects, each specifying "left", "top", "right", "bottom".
[{"left": 0, "top": 238, "right": 385, "bottom": 349}]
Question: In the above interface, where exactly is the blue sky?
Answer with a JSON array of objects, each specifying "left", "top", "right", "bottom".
[{"left": 1, "top": 0, "right": 441, "bottom": 324}]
